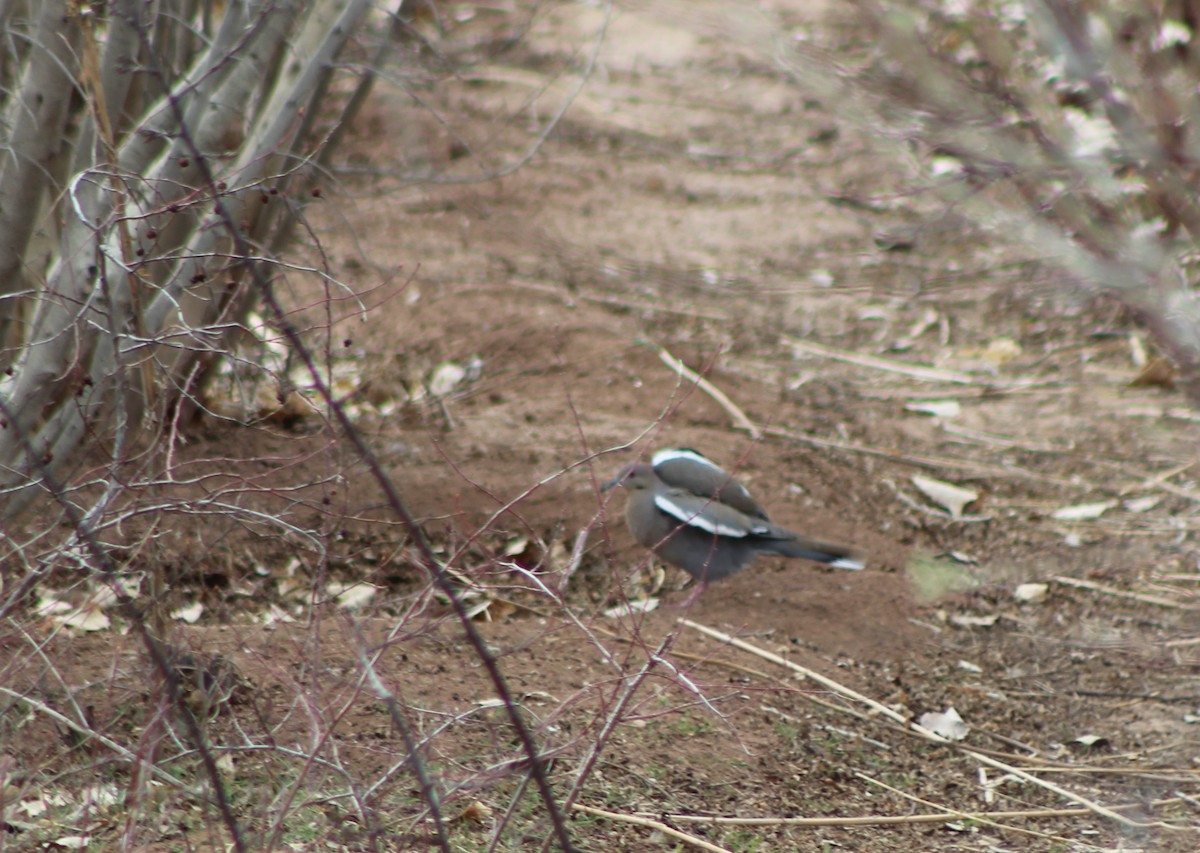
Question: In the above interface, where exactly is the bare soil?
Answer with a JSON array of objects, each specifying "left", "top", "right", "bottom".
[{"left": 4, "top": 2, "right": 1199, "bottom": 852}]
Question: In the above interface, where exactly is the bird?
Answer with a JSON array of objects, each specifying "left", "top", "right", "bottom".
[{"left": 602, "top": 448, "right": 864, "bottom": 607}]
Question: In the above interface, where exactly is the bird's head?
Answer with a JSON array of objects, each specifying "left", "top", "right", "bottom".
[{"left": 601, "top": 462, "right": 655, "bottom": 493}]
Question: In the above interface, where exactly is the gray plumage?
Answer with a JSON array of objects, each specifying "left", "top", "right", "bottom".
[{"left": 603, "top": 448, "right": 863, "bottom": 604}]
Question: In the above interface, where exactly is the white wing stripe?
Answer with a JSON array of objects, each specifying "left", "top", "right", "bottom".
[
  {"left": 651, "top": 448, "right": 723, "bottom": 472},
  {"left": 655, "top": 494, "right": 747, "bottom": 538}
]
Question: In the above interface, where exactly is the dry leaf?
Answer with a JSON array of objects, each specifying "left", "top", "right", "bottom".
[
  {"left": 172, "top": 602, "right": 205, "bottom": 623},
  {"left": 467, "top": 598, "right": 519, "bottom": 622},
  {"left": 260, "top": 604, "right": 296, "bottom": 625},
  {"left": 980, "top": 337, "right": 1022, "bottom": 366},
  {"left": 456, "top": 801, "right": 494, "bottom": 824},
  {"left": 1013, "top": 583, "right": 1048, "bottom": 604},
  {"left": 60, "top": 602, "right": 110, "bottom": 632},
  {"left": 911, "top": 475, "right": 979, "bottom": 518},
  {"left": 329, "top": 582, "right": 378, "bottom": 610},
  {"left": 604, "top": 599, "right": 659, "bottom": 618},
  {"left": 918, "top": 707, "right": 969, "bottom": 740},
  {"left": 428, "top": 362, "right": 467, "bottom": 396},
  {"left": 1129, "top": 356, "right": 1175, "bottom": 388},
  {"left": 1052, "top": 500, "right": 1116, "bottom": 520},
  {"left": 950, "top": 613, "right": 998, "bottom": 628},
  {"left": 1123, "top": 496, "right": 1161, "bottom": 514},
  {"left": 35, "top": 595, "right": 72, "bottom": 617}
]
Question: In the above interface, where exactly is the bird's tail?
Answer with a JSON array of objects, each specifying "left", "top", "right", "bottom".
[{"left": 764, "top": 538, "right": 865, "bottom": 571}]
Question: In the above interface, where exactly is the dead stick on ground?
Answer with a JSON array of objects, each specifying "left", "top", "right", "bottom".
[
  {"left": 657, "top": 797, "right": 1187, "bottom": 828},
  {"left": 855, "top": 772, "right": 1090, "bottom": 846},
  {"left": 679, "top": 619, "right": 1157, "bottom": 829},
  {"left": 1052, "top": 575, "right": 1200, "bottom": 610},
  {"left": 788, "top": 337, "right": 1041, "bottom": 388},
  {"left": 571, "top": 804, "right": 735, "bottom": 853},
  {"left": 762, "top": 424, "right": 1081, "bottom": 487},
  {"left": 659, "top": 348, "right": 762, "bottom": 439}
]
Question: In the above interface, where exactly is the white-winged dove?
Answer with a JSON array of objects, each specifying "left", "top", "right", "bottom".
[{"left": 603, "top": 448, "right": 864, "bottom": 606}]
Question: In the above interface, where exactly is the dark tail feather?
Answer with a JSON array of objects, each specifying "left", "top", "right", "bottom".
[{"left": 762, "top": 538, "right": 865, "bottom": 570}]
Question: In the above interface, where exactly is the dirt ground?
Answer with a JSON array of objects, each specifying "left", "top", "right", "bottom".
[{"left": 5, "top": 1, "right": 1200, "bottom": 851}]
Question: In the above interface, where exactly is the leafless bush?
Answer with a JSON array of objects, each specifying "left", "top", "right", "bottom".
[
  {"left": 0, "top": 0, "right": 376, "bottom": 520},
  {"left": 0, "top": 3, "right": 591, "bottom": 850},
  {"left": 803, "top": 0, "right": 1200, "bottom": 401}
]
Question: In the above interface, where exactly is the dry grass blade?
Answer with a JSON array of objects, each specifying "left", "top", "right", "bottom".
[
  {"left": 679, "top": 619, "right": 1162, "bottom": 829},
  {"left": 856, "top": 772, "right": 1104, "bottom": 847},
  {"left": 571, "top": 804, "right": 735, "bottom": 853},
  {"left": 658, "top": 348, "right": 762, "bottom": 439},
  {"left": 762, "top": 425, "right": 1084, "bottom": 487},
  {"left": 0, "top": 687, "right": 188, "bottom": 790},
  {"left": 1052, "top": 575, "right": 1200, "bottom": 611},
  {"left": 660, "top": 797, "right": 1191, "bottom": 828},
  {"left": 789, "top": 337, "right": 1040, "bottom": 387}
]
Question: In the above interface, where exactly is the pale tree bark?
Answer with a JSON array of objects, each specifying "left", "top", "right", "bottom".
[
  {"left": 0, "top": 0, "right": 80, "bottom": 340},
  {"left": 0, "top": 0, "right": 374, "bottom": 518}
]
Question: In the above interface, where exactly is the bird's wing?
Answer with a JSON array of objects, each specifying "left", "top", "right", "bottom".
[
  {"left": 652, "top": 451, "right": 770, "bottom": 520},
  {"left": 654, "top": 489, "right": 772, "bottom": 538}
]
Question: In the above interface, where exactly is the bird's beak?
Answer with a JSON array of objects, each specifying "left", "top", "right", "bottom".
[{"left": 600, "top": 475, "right": 621, "bottom": 492}]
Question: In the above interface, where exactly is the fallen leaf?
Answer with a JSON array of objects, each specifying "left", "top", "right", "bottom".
[
  {"left": 35, "top": 595, "right": 73, "bottom": 617},
  {"left": 428, "top": 362, "right": 467, "bottom": 396},
  {"left": 172, "top": 602, "right": 205, "bottom": 623},
  {"left": 1052, "top": 500, "right": 1116, "bottom": 520},
  {"left": 1123, "top": 496, "right": 1162, "bottom": 514},
  {"left": 1014, "top": 583, "right": 1048, "bottom": 604},
  {"left": 330, "top": 582, "right": 378, "bottom": 610},
  {"left": 950, "top": 613, "right": 998, "bottom": 628},
  {"left": 918, "top": 707, "right": 969, "bottom": 740},
  {"left": 981, "top": 337, "right": 1022, "bottom": 366},
  {"left": 911, "top": 475, "right": 979, "bottom": 518},
  {"left": 60, "top": 602, "right": 110, "bottom": 632},
  {"left": 260, "top": 603, "right": 295, "bottom": 625},
  {"left": 604, "top": 599, "right": 659, "bottom": 618},
  {"left": 958, "top": 660, "right": 983, "bottom": 673},
  {"left": 456, "top": 801, "right": 494, "bottom": 824},
  {"left": 1129, "top": 356, "right": 1174, "bottom": 388},
  {"left": 467, "top": 598, "right": 518, "bottom": 621}
]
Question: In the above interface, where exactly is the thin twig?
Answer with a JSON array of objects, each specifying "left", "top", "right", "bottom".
[
  {"left": 679, "top": 619, "right": 1161, "bottom": 829},
  {"left": 658, "top": 348, "right": 762, "bottom": 439},
  {"left": 511, "top": 278, "right": 731, "bottom": 321},
  {"left": 762, "top": 425, "right": 1083, "bottom": 487},
  {"left": 788, "top": 337, "right": 1041, "bottom": 388},
  {"left": 1053, "top": 575, "right": 1200, "bottom": 611},
  {"left": 0, "top": 687, "right": 189, "bottom": 791},
  {"left": 559, "top": 517, "right": 594, "bottom": 593},
  {"left": 856, "top": 772, "right": 1103, "bottom": 846},
  {"left": 660, "top": 795, "right": 1188, "bottom": 828},
  {"left": 571, "top": 804, "right": 735, "bottom": 853}
]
